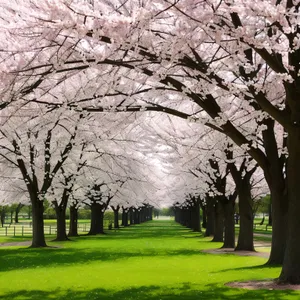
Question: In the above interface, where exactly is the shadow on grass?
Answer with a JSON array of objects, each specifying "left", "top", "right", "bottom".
[
  {"left": 0, "top": 244, "right": 207, "bottom": 273},
  {"left": 0, "top": 220, "right": 209, "bottom": 273},
  {"left": 0, "top": 283, "right": 298, "bottom": 300},
  {"left": 215, "top": 263, "right": 281, "bottom": 274}
]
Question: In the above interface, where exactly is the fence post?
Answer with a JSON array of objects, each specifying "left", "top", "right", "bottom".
[
  {"left": 49, "top": 226, "right": 51, "bottom": 235},
  {"left": 14, "top": 226, "right": 16, "bottom": 237},
  {"left": 5, "top": 227, "right": 7, "bottom": 236},
  {"left": 22, "top": 226, "right": 24, "bottom": 236}
]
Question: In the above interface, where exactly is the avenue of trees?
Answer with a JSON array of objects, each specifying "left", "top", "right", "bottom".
[{"left": 0, "top": 0, "right": 299, "bottom": 284}]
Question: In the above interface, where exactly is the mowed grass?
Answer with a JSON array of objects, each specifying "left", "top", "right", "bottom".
[{"left": 0, "top": 220, "right": 298, "bottom": 300}]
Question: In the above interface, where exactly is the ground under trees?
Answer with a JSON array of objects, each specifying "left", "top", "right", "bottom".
[{"left": 0, "top": 220, "right": 299, "bottom": 299}]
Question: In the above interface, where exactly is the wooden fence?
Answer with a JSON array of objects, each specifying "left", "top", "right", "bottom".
[{"left": 0, "top": 222, "right": 97, "bottom": 237}]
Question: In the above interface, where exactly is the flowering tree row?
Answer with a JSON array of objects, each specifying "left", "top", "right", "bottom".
[{"left": 0, "top": 0, "right": 299, "bottom": 283}]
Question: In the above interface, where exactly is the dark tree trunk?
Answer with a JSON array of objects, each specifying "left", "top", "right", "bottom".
[
  {"left": 268, "top": 202, "right": 272, "bottom": 226},
  {"left": 267, "top": 187, "right": 287, "bottom": 265},
  {"left": 222, "top": 199, "right": 235, "bottom": 248},
  {"left": 205, "top": 201, "right": 215, "bottom": 237},
  {"left": 122, "top": 209, "right": 125, "bottom": 226},
  {"left": 122, "top": 209, "right": 129, "bottom": 227},
  {"left": 191, "top": 200, "right": 201, "bottom": 232},
  {"left": 68, "top": 205, "right": 78, "bottom": 237},
  {"left": 54, "top": 205, "right": 69, "bottom": 241},
  {"left": 129, "top": 208, "right": 134, "bottom": 225},
  {"left": 10, "top": 211, "right": 13, "bottom": 224},
  {"left": 124, "top": 210, "right": 129, "bottom": 226},
  {"left": 53, "top": 190, "right": 70, "bottom": 241},
  {"left": 261, "top": 118, "right": 287, "bottom": 265},
  {"left": 235, "top": 178, "right": 254, "bottom": 251},
  {"left": 88, "top": 202, "right": 104, "bottom": 235},
  {"left": 212, "top": 201, "right": 224, "bottom": 242},
  {"left": 31, "top": 199, "right": 47, "bottom": 247},
  {"left": 113, "top": 207, "right": 120, "bottom": 229},
  {"left": 15, "top": 203, "right": 23, "bottom": 224},
  {"left": 0, "top": 208, "right": 5, "bottom": 227},
  {"left": 134, "top": 209, "right": 140, "bottom": 224},
  {"left": 201, "top": 206, "right": 207, "bottom": 228},
  {"left": 279, "top": 128, "right": 300, "bottom": 283}
]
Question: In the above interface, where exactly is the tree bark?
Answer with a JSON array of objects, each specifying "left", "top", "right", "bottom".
[
  {"left": 54, "top": 206, "right": 69, "bottom": 241},
  {"left": 262, "top": 118, "right": 287, "bottom": 264},
  {"left": 31, "top": 199, "right": 47, "bottom": 247},
  {"left": 15, "top": 203, "right": 23, "bottom": 224},
  {"left": 235, "top": 178, "right": 254, "bottom": 251},
  {"left": 205, "top": 201, "right": 215, "bottom": 237},
  {"left": 0, "top": 208, "right": 5, "bottom": 227},
  {"left": 267, "top": 186, "right": 287, "bottom": 265},
  {"left": 222, "top": 199, "right": 235, "bottom": 248},
  {"left": 191, "top": 200, "right": 201, "bottom": 232},
  {"left": 88, "top": 202, "right": 104, "bottom": 235},
  {"left": 134, "top": 209, "right": 140, "bottom": 224},
  {"left": 122, "top": 208, "right": 129, "bottom": 227},
  {"left": 268, "top": 202, "right": 272, "bottom": 226},
  {"left": 68, "top": 205, "right": 78, "bottom": 237},
  {"left": 129, "top": 208, "right": 134, "bottom": 225},
  {"left": 212, "top": 201, "right": 224, "bottom": 242},
  {"left": 201, "top": 206, "right": 207, "bottom": 228},
  {"left": 113, "top": 207, "right": 120, "bottom": 229},
  {"left": 279, "top": 128, "right": 300, "bottom": 283}
]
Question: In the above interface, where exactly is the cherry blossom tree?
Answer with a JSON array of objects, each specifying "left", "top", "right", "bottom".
[
  {"left": 0, "top": 105, "right": 83, "bottom": 246},
  {"left": 1, "top": 0, "right": 299, "bottom": 283}
]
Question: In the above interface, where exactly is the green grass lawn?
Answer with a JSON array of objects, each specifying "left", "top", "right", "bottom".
[{"left": 0, "top": 220, "right": 298, "bottom": 300}]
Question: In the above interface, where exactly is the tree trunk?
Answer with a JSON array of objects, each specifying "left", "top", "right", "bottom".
[
  {"left": 15, "top": 203, "right": 23, "bottom": 224},
  {"left": 113, "top": 208, "right": 120, "bottom": 229},
  {"left": 124, "top": 210, "right": 129, "bottom": 226},
  {"left": 0, "top": 208, "right": 5, "bottom": 227},
  {"left": 129, "top": 208, "right": 134, "bottom": 225},
  {"left": 54, "top": 206, "right": 69, "bottom": 241},
  {"left": 205, "top": 201, "right": 215, "bottom": 237},
  {"left": 268, "top": 202, "right": 272, "bottom": 226},
  {"left": 212, "top": 201, "right": 224, "bottom": 242},
  {"left": 68, "top": 205, "right": 78, "bottom": 237},
  {"left": 134, "top": 210, "right": 140, "bottom": 224},
  {"left": 191, "top": 200, "right": 201, "bottom": 232},
  {"left": 222, "top": 199, "right": 235, "bottom": 248},
  {"left": 31, "top": 199, "right": 47, "bottom": 247},
  {"left": 122, "top": 209, "right": 129, "bottom": 227},
  {"left": 261, "top": 117, "right": 287, "bottom": 264},
  {"left": 201, "top": 206, "right": 207, "bottom": 228},
  {"left": 267, "top": 186, "right": 287, "bottom": 265},
  {"left": 88, "top": 202, "right": 104, "bottom": 235},
  {"left": 235, "top": 178, "right": 254, "bottom": 251},
  {"left": 279, "top": 128, "right": 300, "bottom": 283},
  {"left": 121, "top": 209, "right": 125, "bottom": 226}
]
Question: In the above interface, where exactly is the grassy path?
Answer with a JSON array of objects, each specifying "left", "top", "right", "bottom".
[{"left": 0, "top": 220, "right": 299, "bottom": 299}]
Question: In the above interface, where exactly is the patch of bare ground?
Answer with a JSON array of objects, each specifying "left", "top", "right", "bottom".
[
  {"left": 204, "top": 241, "right": 300, "bottom": 291},
  {"left": 0, "top": 241, "right": 62, "bottom": 248},
  {"left": 0, "top": 241, "right": 31, "bottom": 247},
  {"left": 226, "top": 280, "right": 300, "bottom": 290},
  {"left": 202, "top": 248, "right": 269, "bottom": 258}
]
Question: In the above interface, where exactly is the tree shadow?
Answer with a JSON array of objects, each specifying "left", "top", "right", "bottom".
[
  {"left": 0, "top": 282, "right": 298, "bottom": 300},
  {"left": 213, "top": 263, "right": 281, "bottom": 274},
  {"left": 0, "top": 245, "right": 208, "bottom": 273}
]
